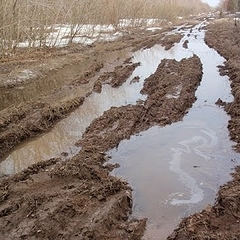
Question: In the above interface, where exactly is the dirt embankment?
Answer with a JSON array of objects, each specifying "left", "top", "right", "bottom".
[
  {"left": 0, "top": 22, "right": 204, "bottom": 239},
  {"left": 168, "top": 19, "right": 240, "bottom": 240}
]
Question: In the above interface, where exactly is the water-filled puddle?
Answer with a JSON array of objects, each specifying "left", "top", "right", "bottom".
[
  {"left": 108, "top": 23, "right": 240, "bottom": 239},
  {"left": 0, "top": 22, "right": 239, "bottom": 240},
  {"left": 0, "top": 26, "right": 193, "bottom": 176},
  {"left": 109, "top": 109, "right": 238, "bottom": 239},
  {"left": 0, "top": 50, "right": 129, "bottom": 111}
]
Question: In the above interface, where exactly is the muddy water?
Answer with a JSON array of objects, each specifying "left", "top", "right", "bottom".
[
  {"left": 0, "top": 61, "right": 86, "bottom": 111},
  {"left": 108, "top": 23, "right": 240, "bottom": 239},
  {"left": 0, "top": 37, "right": 192, "bottom": 176},
  {"left": 0, "top": 22, "right": 238, "bottom": 240},
  {"left": 0, "top": 50, "right": 128, "bottom": 111}
]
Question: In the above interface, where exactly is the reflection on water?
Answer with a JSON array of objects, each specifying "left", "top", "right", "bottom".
[
  {"left": 108, "top": 23, "right": 239, "bottom": 239},
  {"left": 1, "top": 22, "right": 239, "bottom": 240},
  {"left": 0, "top": 35, "right": 192, "bottom": 176},
  {"left": 109, "top": 110, "right": 238, "bottom": 239},
  {"left": 0, "top": 50, "right": 129, "bottom": 111}
]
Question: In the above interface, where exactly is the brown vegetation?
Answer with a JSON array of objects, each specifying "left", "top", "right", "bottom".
[
  {"left": 0, "top": 0, "right": 209, "bottom": 57},
  {"left": 219, "top": 0, "right": 240, "bottom": 12}
]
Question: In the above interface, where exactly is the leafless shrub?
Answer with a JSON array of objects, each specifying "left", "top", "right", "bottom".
[{"left": 0, "top": 0, "right": 209, "bottom": 58}]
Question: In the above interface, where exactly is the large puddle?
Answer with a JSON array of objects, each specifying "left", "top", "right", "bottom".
[
  {"left": 0, "top": 22, "right": 239, "bottom": 239},
  {"left": 108, "top": 23, "right": 240, "bottom": 239},
  {"left": 0, "top": 26, "right": 192, "bottom": 176}
]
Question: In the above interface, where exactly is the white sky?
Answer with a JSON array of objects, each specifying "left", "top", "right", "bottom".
[{"left": 201, "top": 0, "right": 221, "bottom": 7}]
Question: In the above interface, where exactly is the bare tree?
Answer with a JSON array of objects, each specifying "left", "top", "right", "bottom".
[{"left": 0, "top": 0, "right": 211, "bottom": 58}]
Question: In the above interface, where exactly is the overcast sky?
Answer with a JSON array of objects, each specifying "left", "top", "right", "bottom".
[{"left": 201, "top": 0, "right": 221, "bottom": 7}]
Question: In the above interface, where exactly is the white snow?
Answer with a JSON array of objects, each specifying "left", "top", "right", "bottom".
[{"left": 17, "top": 18, "right": 167, "bottom": 48}]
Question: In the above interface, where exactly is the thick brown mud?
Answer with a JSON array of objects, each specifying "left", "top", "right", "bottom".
[
  {"left": 0, "top": 59, "right": 142, "bottom": 160},
  {"left": 93, "top": 61, "right": 141, "bottom": 93},
  {"left": 78, "top": 55, "right": 202, "bottom": 153},
  {"left": 0, "top": 23, "right": 184, "bottom": 160},
  {"left": 0, "top": 150, "right": 147, "bottom": 240},
  {"left": 0, "top": 52, "right": 201, "bottom": 237},
  {"left": 0, "top": 97, "right": 85, "bottom": 160}
]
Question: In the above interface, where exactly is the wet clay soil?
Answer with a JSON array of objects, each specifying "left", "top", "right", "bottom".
[{"left": 0, "top": 18, "right": 240, "bottom": 239}]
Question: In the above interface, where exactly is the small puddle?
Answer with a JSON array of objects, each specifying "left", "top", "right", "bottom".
[
  {"left": 0, "top": 50, "right": 128, "bottom": 111},
  {"left": 108, "top": 23, "right": 240, "bottom": 239}
]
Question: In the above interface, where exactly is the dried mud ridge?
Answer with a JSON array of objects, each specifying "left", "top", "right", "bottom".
[
  {"left": 0, "top": 24, "right": 203, "bottom": 239},
  {"left": 168, "top": 19, "right": 240, "bottom": 240}
]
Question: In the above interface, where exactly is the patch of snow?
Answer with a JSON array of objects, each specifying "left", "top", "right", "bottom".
[
  {"left": 146, "top": 27, "right": 162, "bottom": 32},
  {"left": 17, "top": 19, "right": 165, "bottom": 49}
]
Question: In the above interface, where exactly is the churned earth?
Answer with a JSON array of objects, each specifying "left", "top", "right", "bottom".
[{"left": 0, "top": 17, "right": 239, "bottom": 239}]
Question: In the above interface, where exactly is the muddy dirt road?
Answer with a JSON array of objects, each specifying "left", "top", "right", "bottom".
[{"left": 0, "top": 17, "right": 240, "bottom": 239}]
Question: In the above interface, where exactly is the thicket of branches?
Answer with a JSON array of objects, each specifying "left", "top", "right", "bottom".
[
  {"left": 0, "top": 0, "right": 209, "bottom": 56},
  {"left": 220, "top": 0, "right": 240, "bottom": 12}
]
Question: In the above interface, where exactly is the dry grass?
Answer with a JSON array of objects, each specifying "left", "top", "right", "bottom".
[{"left": 0, "top": 0, "right": 209, "bottom": 58}]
